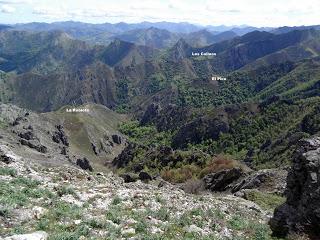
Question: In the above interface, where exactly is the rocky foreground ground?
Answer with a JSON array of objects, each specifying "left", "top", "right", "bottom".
[{"left": 0, "top": 143, "right": 276, "bottom": 240}]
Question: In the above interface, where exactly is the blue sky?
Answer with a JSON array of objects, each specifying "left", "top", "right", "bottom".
[{"left": 0, "top": 0, "right": 319, "bottom": 27}]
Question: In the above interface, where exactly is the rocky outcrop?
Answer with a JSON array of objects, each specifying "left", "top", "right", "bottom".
[
  {"left": 19, "top": 139, "right": 48, "bottom": 153},
  {"left": 203, "top": 168, "right": 244, "bottom": 191},
  {"left": 52, "top": 125, "right": 69, "bottom": 146},
  {"left": 76, "top": 157, "right": 93, "bottom": 172},
  {"left": 269, "top": 137, "right": 320, "bottom": 238},
  {"left": 90, "top": 133, "right": 124, "bottom": 157}
]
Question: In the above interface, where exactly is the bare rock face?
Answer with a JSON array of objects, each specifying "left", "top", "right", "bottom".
[{"left": 269, "top": 136, "right": 320, "bottom": 238}]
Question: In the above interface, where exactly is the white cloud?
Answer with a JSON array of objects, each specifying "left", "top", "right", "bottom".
[
  {"left": 32, "top": 6, "right": 68, "bottom": 19},
  {"left": 1, "top": 4, "right": 15, "bottom": 13}
]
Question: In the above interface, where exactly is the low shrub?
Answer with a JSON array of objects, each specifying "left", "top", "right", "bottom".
[
  {"left": 161, "top": 165, "right": 200, "bottom": 183},
  {"left": 199, "top": 155, "right": 240, "bottom": 178}
]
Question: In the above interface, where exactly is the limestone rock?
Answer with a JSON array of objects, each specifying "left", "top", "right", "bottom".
[
  {"left": 269, "top": 136, "right": 320, "bottom": 237},
  {"left": 3, "top": 231, "right": 48, "bottom": 240}
]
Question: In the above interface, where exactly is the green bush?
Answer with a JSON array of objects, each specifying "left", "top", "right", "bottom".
[{"left": 0, "top": 167, "right": 17, "bottom": 177}]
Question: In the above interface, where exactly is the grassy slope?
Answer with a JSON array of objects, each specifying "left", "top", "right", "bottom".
[{"left": 44, "top": 104, "right": 128, "bottom": 169}]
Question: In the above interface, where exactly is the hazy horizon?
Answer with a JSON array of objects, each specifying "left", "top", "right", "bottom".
[{"left": 0, "top": 0, "right": 319, "bottom": 27}]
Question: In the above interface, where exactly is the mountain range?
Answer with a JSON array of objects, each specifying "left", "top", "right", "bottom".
[
  {"left": 1, "top": 27, "right": 319, "bottom": 112},
  {"left": 0, "top": 20, "right": 320, "bottom": 239},
  {"left": 5, "top": 21, "right": 319, "bottom": 49}
]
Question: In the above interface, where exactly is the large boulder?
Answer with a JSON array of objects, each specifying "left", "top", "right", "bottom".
[
  {"left": 203, "top": 167, "right": 244, "bottom": 191},
  {"left": 269, "top": 137, "right": 320, "bottom": 238}
]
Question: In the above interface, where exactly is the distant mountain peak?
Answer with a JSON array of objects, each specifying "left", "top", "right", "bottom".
[{"left": 169, "top": 38, "right": 193, "bottom": 61}]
